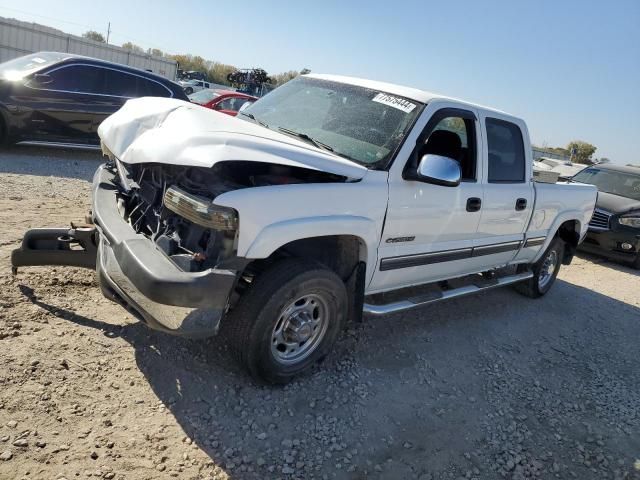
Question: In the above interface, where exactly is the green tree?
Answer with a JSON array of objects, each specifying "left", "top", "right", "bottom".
[
  {"left": 82, "top": 30, "right": 105, "bottom": 43},
  {"left": 207, "top": 62, "right": 237, "bottom": 85},
  {"left": 272, "top": 70, "right": 299, "bottom": 86},
  {"left": 122, "top": 42, "right": 144, "bottom": 53},
  {"left": 567, "top": 140, "right": 597, "bottom": 164},
  {"left": 147, "top": 48, "right": 164, "bottom": 57}
]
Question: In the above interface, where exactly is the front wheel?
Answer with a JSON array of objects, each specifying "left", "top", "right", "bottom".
[
  {"left": 514, "top": 237, "right": 564, "bottom": 298},
  {"left": 184, "top": 87, "right": 193, "bottom": 95},
  {"left": 221, "top": 258, "right": 348, "bottom": 384}
]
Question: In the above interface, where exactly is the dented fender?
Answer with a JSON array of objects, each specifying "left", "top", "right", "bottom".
[{"left": 213, "top": 170, "right": 390, "bottom": 284}]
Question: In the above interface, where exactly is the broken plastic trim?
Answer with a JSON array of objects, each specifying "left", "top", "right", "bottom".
[{"left": 11, "top": 226, "right": 98, "bottom": 274}]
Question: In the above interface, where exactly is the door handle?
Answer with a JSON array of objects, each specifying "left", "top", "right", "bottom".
[
  {"left": 515, "top": 198, "right": 527, "bottom": 211},
  {"left": 466, "top": 197, "right": 482, "bottom": 212}
]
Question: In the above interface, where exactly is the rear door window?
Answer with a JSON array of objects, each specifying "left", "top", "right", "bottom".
[
  {"left": 216, "top": 97, "right": 249, "bottom": 112},
  {"left": 486, "top": 118, "right": 526, "bottom": 183},
  {"left": 103, "top": 69, "right": 140, "bottom": 97},
  {"left": 137, "top": 78, "right": 172, "bottom": 97}
]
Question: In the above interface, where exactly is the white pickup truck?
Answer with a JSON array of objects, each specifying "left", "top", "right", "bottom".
[{"left": 12, "top": 74, "right": 597, "bottom": 384}]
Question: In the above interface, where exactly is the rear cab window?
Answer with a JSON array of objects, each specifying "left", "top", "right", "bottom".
[{"left": 486, "top": 117, "right": 526, "bottom": 183}]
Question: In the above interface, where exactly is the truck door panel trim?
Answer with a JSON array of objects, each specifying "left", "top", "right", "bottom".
[
  {"left": 379, "top": 247, "right": 473, "bottom": 271},
  {"left": 472, "top": 240, "right": 522, "bottom": 256},
  {"left": 523, "top": 236, "right": 546, "bottom": 248},
  {"left": 379, "top": 239, "right": 527, "bottom": 271}
]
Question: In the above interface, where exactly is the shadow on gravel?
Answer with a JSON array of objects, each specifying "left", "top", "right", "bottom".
[
  {"left": 576, "top": 251, "right": 639, "bottom": 277},
  {"left": 17, "top": 276, "right": 640, "bottom": 479},
  {"left": 0, "top": 146, "right": 103, "bottom": 181}
]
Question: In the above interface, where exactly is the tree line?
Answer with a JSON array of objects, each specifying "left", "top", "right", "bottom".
[
  {"left": 81, "top": 31, "right": 307, "bottom": 87},
  {"left": 536, "top": 140, "right": 607, "bottom": 165}
]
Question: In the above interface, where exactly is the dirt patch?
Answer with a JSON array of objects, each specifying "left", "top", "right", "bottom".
[{"left": 1, "top": 146, "right": 639, "bottom": 480}]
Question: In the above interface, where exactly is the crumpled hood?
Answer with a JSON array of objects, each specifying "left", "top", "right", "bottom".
[{"left": 97, "top": 97, "right": 367, "bottom": 180}]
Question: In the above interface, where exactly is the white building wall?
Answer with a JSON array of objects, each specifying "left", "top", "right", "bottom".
[{"left": 0, "top": 16, "right": 177, "bottom": 79}]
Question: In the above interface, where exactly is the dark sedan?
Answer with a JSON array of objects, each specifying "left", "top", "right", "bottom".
[
  {"left": 0, "top": 52, "right": 188, "bottom": 147},
  {"left": 574, "top": 164, "right": 640, "bottom": 268}
]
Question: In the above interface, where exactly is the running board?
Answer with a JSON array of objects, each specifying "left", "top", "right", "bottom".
[{"left": 362, "top": 271, "right": 533, "bottom": 316}]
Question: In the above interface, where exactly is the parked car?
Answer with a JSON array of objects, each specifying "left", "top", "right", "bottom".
[
  {"left": 178, "top": 79, "right": 212, "bottom": 95},
  {"left": 189, "top": 89, "right": 257, "bottom": 116},
  {"left": 573, "top": 164, "right": 640, "bottom": 268},
  {"left": 0, "top": 52, "right": 188, "bottom": 147},
  {"left": 12, "top": 74, "right": 597, "bottom": 384}
]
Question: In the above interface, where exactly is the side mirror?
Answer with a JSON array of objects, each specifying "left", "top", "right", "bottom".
[
  {"left": 29, "top": 73, "right": 52, "bottom": 86},
  {"left": 415, "top": 154, "right": 461, "bottom": 187}
]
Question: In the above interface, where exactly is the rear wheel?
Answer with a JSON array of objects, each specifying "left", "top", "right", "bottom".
[
  {"left": 514, "top": 237, "right": 564, "bottom": 298},
  {"left": 184, "top": 87, "right": 193, "bottom": 95},
  {"left": 221, "top": 258, "right": 348, "bottom": 384}
]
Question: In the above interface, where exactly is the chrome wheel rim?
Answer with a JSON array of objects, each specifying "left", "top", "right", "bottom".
[
  {"left": 271, "top": 293, "right": 329, "bottom": 365},
  {"left": 538, "top": 249, "right": 558, "bottom": 289}
]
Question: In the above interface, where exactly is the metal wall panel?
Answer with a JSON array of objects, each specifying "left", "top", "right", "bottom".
[{"left": 0, "top": 16, "right": 177, "bottom": 79}]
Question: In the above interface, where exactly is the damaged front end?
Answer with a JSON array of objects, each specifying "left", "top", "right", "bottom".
[
  {"left": 11, "top": 94, "right": 359, "bottom": 337},
  {"left": 11, "top": 150, "right": 347, "bottom": 337},
  {"left": 11, "top": 159, "right": 243, "bottom": 337}
]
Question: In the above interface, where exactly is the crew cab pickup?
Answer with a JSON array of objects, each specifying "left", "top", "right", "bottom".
[{"left": 12, "top": 74, "right": 597, "bottom": 384}]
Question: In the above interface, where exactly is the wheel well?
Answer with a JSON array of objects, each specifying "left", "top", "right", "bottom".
[
  {"left": 557, "top": 220, "right": 580, "bottom": 264},
  {"left": 266, "top": 235, "right": 365, "bottom": 281},
  {"left": 236, "top": 235, "right": 367, "bottom": 321}
]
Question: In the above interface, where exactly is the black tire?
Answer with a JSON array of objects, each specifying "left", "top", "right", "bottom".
[
  {"left": 221, "top": 258, "right": 348, "bottom": 384},
  {"left": 632, "top": 254, "right": 640, "bottom": 270},
  {"left": 184, "top": 87, "right": 193, "bottom": 95},
  {"left": 514, "top": 237, "right": 564, "bottom": 298}
]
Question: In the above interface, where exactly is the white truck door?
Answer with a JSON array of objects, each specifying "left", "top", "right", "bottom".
[
  {"left": 369, "top": 103, "right": 487, "bottom": 293},
  {"left": 475, "top": 113, "right": 534, "bottom": 266}
]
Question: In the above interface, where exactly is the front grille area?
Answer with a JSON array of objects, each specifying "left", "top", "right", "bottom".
[{"left": 589, "top": 209, "right": 611, "bottom": 230}]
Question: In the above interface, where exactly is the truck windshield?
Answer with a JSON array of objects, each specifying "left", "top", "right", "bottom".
[
  {"left": 573, "top": 167, "right": 640, "bottom": 201},
  {"left": 0, "top": 52, "right": 66, "bottom": 80},
  {"left": 242, "top": 76, "right": 423, "bottom": 168}
]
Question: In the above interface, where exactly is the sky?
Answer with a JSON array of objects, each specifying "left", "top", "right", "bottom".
[{"left": 1, "top": 0, "right": 639, "bottom": 163}]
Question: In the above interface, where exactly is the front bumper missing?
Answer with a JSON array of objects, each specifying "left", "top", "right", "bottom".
[{"left": 12, "top": 164, "right": 239, "bottom": 338}]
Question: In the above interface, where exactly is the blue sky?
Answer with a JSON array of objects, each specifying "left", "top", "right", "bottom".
[{"left": 1, "top": 0, "right": 638, "bottom": 163}]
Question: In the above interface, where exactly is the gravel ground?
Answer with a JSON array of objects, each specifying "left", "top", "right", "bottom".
[{"left": 0, "top": 146, "right": 639, "bottom": 480}]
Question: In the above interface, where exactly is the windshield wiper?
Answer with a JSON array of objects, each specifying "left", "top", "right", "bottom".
[
  {"left": 239, "top": 111, "right": 269, "bottom": 128},
  {"left": 277, "top": 127, "right": 334, "bottom": 153}
]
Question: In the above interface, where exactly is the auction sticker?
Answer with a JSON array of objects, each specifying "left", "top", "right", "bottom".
[{"left": 372, "top": 93, "right": 416, "bottom": 113}]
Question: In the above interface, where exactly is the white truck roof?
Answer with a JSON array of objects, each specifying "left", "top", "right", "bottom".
[{"left": 306, "top": 73, "right": 512, "bottom": 117}]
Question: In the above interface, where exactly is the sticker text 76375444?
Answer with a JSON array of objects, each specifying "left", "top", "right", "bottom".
[{"left": 372, "top": 93, "right": 417, "bottom": 113}]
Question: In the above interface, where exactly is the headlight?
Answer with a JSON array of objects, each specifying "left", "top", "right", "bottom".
[
  {"left": 618, "top": 216, "right": 640, "bottom": 228},
  {"left": 164, "top": 186, "right": 238, "bottom": 231}
]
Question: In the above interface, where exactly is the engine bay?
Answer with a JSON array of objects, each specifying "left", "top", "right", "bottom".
[{"left": 113, "top": 160, "right": 345, "bottom": 272}]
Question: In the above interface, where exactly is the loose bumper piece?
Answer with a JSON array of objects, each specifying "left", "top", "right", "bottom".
[{"left": 11, "top": 226, "right": 98, "bottom": 274}]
